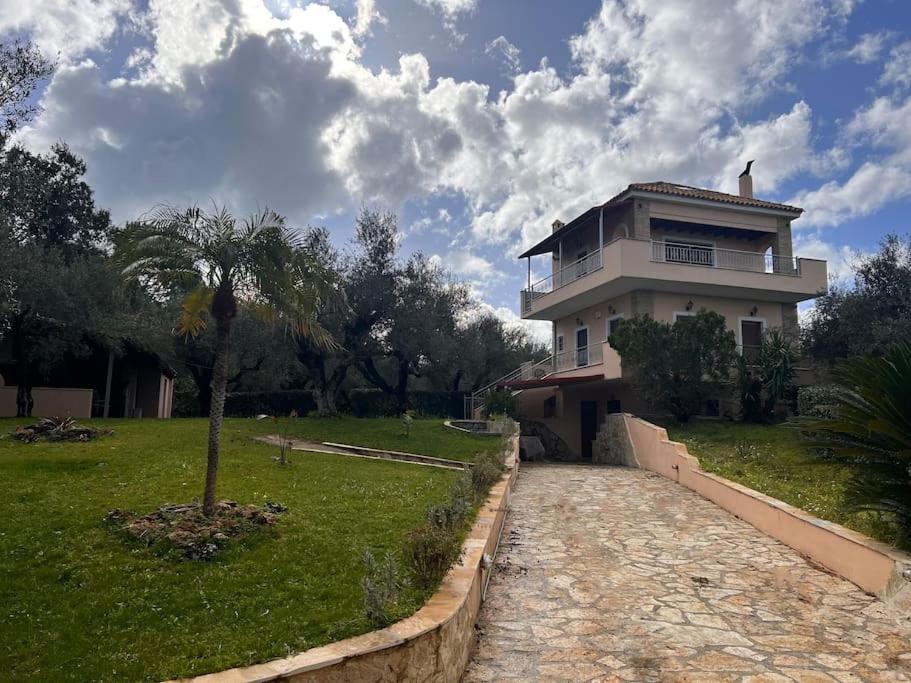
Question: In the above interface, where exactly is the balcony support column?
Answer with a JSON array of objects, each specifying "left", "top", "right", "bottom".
[
  {"left": 527, "top": 256, "right": 531, "bottom": 289},
  {"left": 598, "top": 207, "right": 604, "bottom": 251}
]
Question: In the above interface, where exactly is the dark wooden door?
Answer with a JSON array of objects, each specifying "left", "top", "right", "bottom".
[
  {"left": 580, "top": 400, "right": 597, "bottom": 460},
  {"left": 741, "top": 320, "right": 763, "bottom": 364}
]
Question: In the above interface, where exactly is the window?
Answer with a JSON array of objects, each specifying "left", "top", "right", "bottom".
[
  {"left": 556, "top": 334, "right": 564, "bottom": 353},
  {"left": 672, "top": 311, "right": 697, "bottom": 323},
  {"left": 544, "top": 396, "right": 556, "bottom": 418},
  {"left": 605, "top": 314, "right": 624, "bottom": 340}
]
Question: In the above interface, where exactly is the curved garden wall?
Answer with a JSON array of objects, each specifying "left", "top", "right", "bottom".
[{"left": 178, "top": 434, "right": 520, "bottom": 683}]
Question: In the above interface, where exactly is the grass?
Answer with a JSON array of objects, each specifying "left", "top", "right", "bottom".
[
  {"left": 254, "top": 415, "right": 503, "bottom": 463},
  {"left": 0, "top": 417, "right": 499, "bottom": 681},
  {"left": 660, "top": 420, "right": 905, "bottom": 550}
]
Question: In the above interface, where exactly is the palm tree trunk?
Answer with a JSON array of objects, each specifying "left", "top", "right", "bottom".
[{"left": 203, "top": 316, "right": 232, "bottom": 516}]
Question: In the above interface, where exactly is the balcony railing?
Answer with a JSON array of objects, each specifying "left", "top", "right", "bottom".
[
  {"left": 521, "top": 250, "right": 603, "bottom": 312},
  {"left": 554, "top": 344, "right": 603, "bottom": 371},
  {"left": 650, "top": 241, "right": 800, "bottom": 276}
]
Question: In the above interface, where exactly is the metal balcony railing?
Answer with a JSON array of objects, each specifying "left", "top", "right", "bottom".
[
  {"left": 650, "top": 241, "right": 800, "bottom": 275},
  {"left": 521, "top": 250, "right": 603, "bottom": 312},
  {"left": 553, "top": 344, "right": 603, "bottom": 371}
]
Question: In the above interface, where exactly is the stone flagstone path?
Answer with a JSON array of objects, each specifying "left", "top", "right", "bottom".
[{"left": 463, "top": 465, "right": 911, "bottom": 682}]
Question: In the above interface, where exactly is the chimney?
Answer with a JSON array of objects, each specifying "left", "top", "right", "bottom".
[
  {"left": 738, "top": 160, "right": 754, "bottom": 198},
  {"left": 552, "top": 219, "right": 565, "bottom": 233}
]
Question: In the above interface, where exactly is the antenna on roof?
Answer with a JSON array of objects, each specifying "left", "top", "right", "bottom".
[{"left": 739, "top": 160, "right": 754, "bottom": 178}]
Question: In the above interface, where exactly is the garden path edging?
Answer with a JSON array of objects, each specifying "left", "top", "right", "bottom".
[
  {"left": 174, "top": 433, "right": 519, "bottom": 683},
  {"left": 610, "top": 413, "right": 911, "bottom": 607}
]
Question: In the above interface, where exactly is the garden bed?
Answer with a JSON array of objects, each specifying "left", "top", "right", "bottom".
[{"left": 0, "top": 417, "right": 490, "bottom": 681}]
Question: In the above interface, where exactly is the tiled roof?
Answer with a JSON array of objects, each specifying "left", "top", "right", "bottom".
[{"left": 605, "top": 181, "right": 803, "bottom": 213}]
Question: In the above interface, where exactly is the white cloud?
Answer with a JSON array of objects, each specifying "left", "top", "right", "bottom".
[
  {"left": 791, "top": 93, "right": 911, "bottom": 229},
  {"left": 485, "top": 36, "right": 521, "bottom": 75},
  {"left": 413, "top": 0, "right": 476, "bottom": 42},
  {"left": 466, "top": 299, "right": 552, "bottom": 347},
  {"left": 788, "top": 162, "right": 911, "bottom": 229},
  {"left": 0, "top": 0, "right": 130, "bottom": 60},
  {"left": 21, "top": 31, "right": 357, "bottom": 221},
  {"left": 792, "top": 233, "right": 861, "bottom": 282},
  {"left": 881, "top": 40, "right": 911, "bottom": 90},
  {"left": 844, "top": 31, "right": 889, "bottom": 63},
  {"left": 22, "top": 0, "right": 911, "bottom": 299},
  {"left": 448, "top": 249, "right": 495, "bottom": 278},
  {"left": 351, "top": 0, "right": 386, "bottom": 38},
  {"left": 413, "top": 0, "right": 477, "bottom": 19}
]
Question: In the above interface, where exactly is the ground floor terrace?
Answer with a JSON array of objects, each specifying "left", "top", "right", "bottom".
[
  {"left": 465, "top": 465, "right": 911, "bottom": 682},
  {"left": 516, "top": 380, "right": 657, "bottom": 459}
]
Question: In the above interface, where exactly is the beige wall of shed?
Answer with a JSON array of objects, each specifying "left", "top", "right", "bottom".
[{"left": 0, "top": 387, "right": 93, "bottom": 418}]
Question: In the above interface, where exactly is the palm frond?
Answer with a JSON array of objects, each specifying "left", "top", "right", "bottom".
[{"left": 178, "top": 287, "right": 213, "bottom": 339}]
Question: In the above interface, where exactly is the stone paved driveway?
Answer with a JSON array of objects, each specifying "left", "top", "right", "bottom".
[{"left": 464, "top": 465, "right": 911, "bottom": 682}]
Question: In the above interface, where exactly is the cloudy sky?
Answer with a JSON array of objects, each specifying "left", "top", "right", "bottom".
[{"left": 4, "top": 0, "right": 911, "bottom": 338}]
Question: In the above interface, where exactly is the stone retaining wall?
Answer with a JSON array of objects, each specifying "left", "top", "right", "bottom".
[
  {"left": 607, "top": 413, "right": 911, "bottom": 606},
  {"left": 177, "top": 433, "right": 520, "bottom": 683}
]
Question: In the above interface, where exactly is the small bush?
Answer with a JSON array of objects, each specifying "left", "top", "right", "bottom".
[
  {"left": 485, "top": 390, "right": 515, "bottom": 418},
  {"left": 400, "top": 411, "right": 414, "bottom": 436},
  {"left": 797, "top": 384, "right": 844, "bottom": 419},
  {"left": 470, "top": 450, "right": 504, "bottom": 496},
  {"left": 426, "top": 476, "right": 472, "bottom": 532},
  {"left": 362, "top": 549, "right": 403, "bottom": 628},
  {"left": 403, "top": 523, "right": 461, "bottom": 590}
]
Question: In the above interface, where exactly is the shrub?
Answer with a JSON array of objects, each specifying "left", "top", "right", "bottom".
[
  {"left": 426, "top": 474, "right": 473, "bottom": 532},
  {"left": 471, "top": 450, "right": 504, "bottom": 496},
  {"left": 362, "top": 549, "right": 403, "bottom": 628},
  {"left": 400, "top": 411, "right": 414, "bottom": 436},
  {"left": 610, "top": 311, "right": 737, "bottom": 422},
  {"left": 791, "top": 344, "right": 911, "bottom": 544},
  {"left": 485, "top": 390, "right": 515, "bottom": 418},
  {"left": 797, "top": 384, "right": 844, "bottom": 419},
  {"left": 403, "top": 522, "right": 461, "bottom": 590}
]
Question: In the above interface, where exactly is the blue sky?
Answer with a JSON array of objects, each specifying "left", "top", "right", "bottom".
[{"left": 5, "top": 0, "right": 911, "bottom": 339}]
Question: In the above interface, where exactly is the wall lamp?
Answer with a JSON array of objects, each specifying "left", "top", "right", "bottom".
[
  {"left": 749, "top": 305, "right": 758, "bottom": 317},
  {"left": 685, "top": 300, "right": 694, "bottom": 311}
]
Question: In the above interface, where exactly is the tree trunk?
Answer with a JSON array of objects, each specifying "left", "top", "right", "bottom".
[
  {"left": 11, "top": 310, "right": 33, "bottom": 418},
  {"left": 203, "top": 316, "right": 232, "bottom": 516},
  {"left": 314, "top": 388, "right": 338, "bottom": 417},
  {"left": 394, "top": 357, "right": 409, "bottom": 415}
]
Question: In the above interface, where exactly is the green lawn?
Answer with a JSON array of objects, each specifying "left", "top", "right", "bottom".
[
  {"left": 660, "top": 420, "right": 905, "bottom": 550},
  {"left": 254, "top": 415, "right": 503, "bottom": 463},
  {"left": 0, "top": 417, "right": 495, "bottom": 681}
]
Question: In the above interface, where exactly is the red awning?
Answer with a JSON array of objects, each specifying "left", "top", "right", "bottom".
[{"left": 500, "top": 374, "right": 604, "bottom": 390}]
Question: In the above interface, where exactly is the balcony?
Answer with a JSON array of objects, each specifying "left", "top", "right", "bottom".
[
  {"left": 520, "top": 238, "right": 827, "bottom": 320},
  {"left": 650, "top": 241, "right": 799, "bottom": 275}
]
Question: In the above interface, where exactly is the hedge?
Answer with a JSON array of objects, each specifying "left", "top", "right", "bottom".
[
  {"left": 224, "top": 389, "right": 465, "bottom": 418},
  {"left": 224, "top": 390, "right": 317, "bottom": 417}
]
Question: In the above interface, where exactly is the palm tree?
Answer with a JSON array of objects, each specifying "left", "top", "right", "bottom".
[
  {"left": 116, "top": 205, "right": 340, "bottom": 515},
  {"left": 792, "top": 343, "right": 911, "bottom": 539}
]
